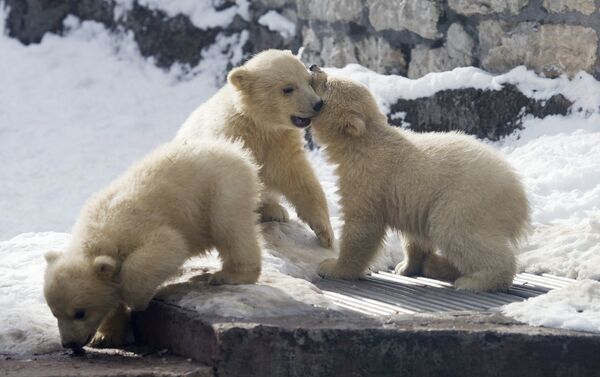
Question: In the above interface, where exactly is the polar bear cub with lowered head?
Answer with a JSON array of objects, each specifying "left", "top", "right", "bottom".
[
  {"left": 44, "top": 139, "right": 262, "bottom": 352},
  {"left": 310, "top": 66, "right": 530, "bottom": 292},
  {"left": 176, "top": 49, "right": 334, "bottom": 249}
]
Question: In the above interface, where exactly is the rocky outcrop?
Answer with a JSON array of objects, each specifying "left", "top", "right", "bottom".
[{"left": 388, "top": 85, "right": 572, "bottom": 140}]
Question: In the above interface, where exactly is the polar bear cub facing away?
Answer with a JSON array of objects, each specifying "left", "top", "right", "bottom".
[
  {"left": 44, "top": 139, "right": 261, "bottom": 351},
  {"left": 176, "top": 49, "right": 334, "bottom": 249},
  {"left": 310, "top": 67, "right": 530, "bottom": 292}
]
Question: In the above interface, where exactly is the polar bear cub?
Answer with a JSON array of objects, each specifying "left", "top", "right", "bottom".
[
  {"left": 176, "top": 49, "right": 334, "bottom": 249},
  {"left": 44, "top": 139, "right": 262, "bottom": 352},
  {"left": 310, "top": 66, "right": 530, "bottom": 292}
]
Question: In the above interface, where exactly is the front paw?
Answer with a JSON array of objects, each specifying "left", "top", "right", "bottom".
[
  {"left": 89, "top": 330, "right": 126, "bottom": 348},
  {"left": 259, "top": 202, "right": 290, "bottom": 223},
  {"left": 311, "top": 222, "right": 334, "bottom": 248},
  {"left": 208, "top": 268, "right": 260, "bottom": 285},
  {"left": 394, "top": 261, "right": 421, "bottom": 277},
  {"left": 318, "top": 258, "right": 361, "bottom": 279}
]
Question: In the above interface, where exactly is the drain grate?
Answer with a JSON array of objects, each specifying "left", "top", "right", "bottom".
[{"left": 317, "top": 272, "right": 574, "bottom": 316}]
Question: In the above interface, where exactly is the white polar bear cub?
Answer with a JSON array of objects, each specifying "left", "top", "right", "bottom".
[
  {"left": 310, "top": 66, "right": 530, "bottom": 292},
  {"left": 176, "top": 49, "right": 334, "bottom": 249},
  {"left": 44, "top": 139, "right": 262, "bottom": 352}
]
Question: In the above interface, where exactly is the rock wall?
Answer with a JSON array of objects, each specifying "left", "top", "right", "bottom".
[
  {"left": 4, "top": 0, "right": 599, "bottom": 79},
  {"left": 299, "top": 0, "right": 600, "bottom": 79}
]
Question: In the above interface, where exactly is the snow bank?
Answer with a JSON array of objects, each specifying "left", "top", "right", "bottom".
[
  {"left": 325, "top": 64, "right": 600, "bottom": 114},
  {"left": 0, "top": 16, "right": 220, "bottom": 238},
  {"left": 502, "top": 280, "right": 600, "bottom": 333},
  {"left": 0, "top": 233, "right": 67, "bottom": 355}
]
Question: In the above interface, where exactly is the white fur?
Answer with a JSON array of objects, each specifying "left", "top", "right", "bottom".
[
  {"left": 44, "top": 138, "right": 262, "bottom": 348},
  {"left": 176, "top": 49, "right": 334, "bottom": 248},
  {"left": 311, "top": 68, "right": 531, "bottom": 292}
]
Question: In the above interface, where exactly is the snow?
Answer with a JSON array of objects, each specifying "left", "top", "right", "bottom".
[
  {"left": 0, "top": 233, "right": 67, "bottom": 355},
  {"left": 1, "top": 7, "right": 599, "bottom": 355},
  {"left": 502, "top": 280, "right": 600, "bottom": 333},
  {"left": 112, "top": 0, "right": 250, "bottom": 30},
  {"left": 258, "top": 10, "right": 296, "bottom": 39},
  {"left": 323, "top": 64, "right": 600, "bottom": 114}
]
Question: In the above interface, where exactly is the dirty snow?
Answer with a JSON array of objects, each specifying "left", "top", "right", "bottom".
[{"left": 1, "top": 6, "right": 599, "bottom": 355}]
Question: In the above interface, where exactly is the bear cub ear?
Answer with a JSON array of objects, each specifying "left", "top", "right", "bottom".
[
  {"left": 342, "top": 115, "right": 366, "bottom": 137},
  {"left": 228, "top": 67, "right": 254, "bottom": 92},
  {"left": 93, "top": 255, "right": 120, "bottom": 280},
  {"left": 44, "top": 250, "right": 62, "bottom": 265}
]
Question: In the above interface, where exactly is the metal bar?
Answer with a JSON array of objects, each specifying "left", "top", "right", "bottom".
[
  {"left": 361, "top": 278, "right": 472, "bottom": 311},
  {"left": 323, "top": 280, "right": 441, "bottom": 312},
  {"left": 321, "top": 290, "right": 400, "bottom": 316},
  {"left": 365, "top": 277, "right": 492, "bottom": 310},
  {"left": 373, "top": 272, "right": 520, "bottom": 305}
]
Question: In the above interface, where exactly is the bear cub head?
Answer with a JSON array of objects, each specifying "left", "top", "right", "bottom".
[
  {"left": 228, "top": 49, "right": 324, "bottom": 130},
  {"left": 308, "top": 65, "right": 388, "bottom": 144},
  {"left": 44, "top": 250, "right": 120, "bottom": 352}
]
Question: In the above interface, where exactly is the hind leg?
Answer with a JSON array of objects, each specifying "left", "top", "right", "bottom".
[
  {"left": 422, "top": 253, "right": 461, "bottom": 281},
  {"left": 394, "top": 236, "right": 430, "bottom": 276},
  {"left": 445, "top": 236, "right": 517, "bottom": 292}
]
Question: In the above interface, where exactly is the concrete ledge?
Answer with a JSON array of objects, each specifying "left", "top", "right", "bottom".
[{"left": 133, "top": 300, "right": 600, "bottom": 377}]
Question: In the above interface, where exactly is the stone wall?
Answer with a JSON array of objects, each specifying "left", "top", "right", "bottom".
[
  {"left": 299, "top": 0, "right": 600, "bottom": 79},
  {"left": 4, "top": 0, "right": 599, "bottom": 79}
]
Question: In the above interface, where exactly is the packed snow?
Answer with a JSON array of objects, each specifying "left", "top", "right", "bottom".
[
  {"left": 503, "top": 280, "right": 600, "bottom": 333},
  {"left": 1, "top": 7, "right": 599, "bottom": 355},
  {"left": 258, "top": 10, "right": 296, "bottom": 39}
]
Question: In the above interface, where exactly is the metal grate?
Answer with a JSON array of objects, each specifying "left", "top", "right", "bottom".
[{"left": 317, "top": 272, "right": 575, "bottom": 316}]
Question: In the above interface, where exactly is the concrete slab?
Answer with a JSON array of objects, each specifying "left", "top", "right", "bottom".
[
  {"left": 133, "top": 294, "right": 600, "bottom": 377},
  {"left": 0, "top": 346, "right": 212, "bottom": 377}
]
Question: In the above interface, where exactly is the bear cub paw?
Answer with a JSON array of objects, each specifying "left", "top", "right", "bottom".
[
  {"left": 394, "top": 261, "right": 422, "bottom": 277},
  {"left": 259, "top": 202, "right": 290, "bottom": 223},
  {"left": 318, "top": 258, "right": 362, "bottom": 279}
]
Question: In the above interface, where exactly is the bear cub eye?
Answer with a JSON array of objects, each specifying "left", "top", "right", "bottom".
[
  {"left": 74, "top": 309, "right": 86, "bottom": 320},
  {"left": 282, "top": 86, "right": 294, "bottom": 95}
]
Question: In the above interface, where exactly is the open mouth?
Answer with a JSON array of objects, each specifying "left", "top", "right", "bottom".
[{"left": 291, "top": 116, "right": 312, "bottom": 128}]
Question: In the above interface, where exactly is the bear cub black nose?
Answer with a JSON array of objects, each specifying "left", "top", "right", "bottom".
[{"left": 313, "top": 100, "right": 324, "bottom": 112}]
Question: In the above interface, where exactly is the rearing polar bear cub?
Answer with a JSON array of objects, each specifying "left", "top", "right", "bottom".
[
  {"left": 310, "top": 66, "right": 530, "bottom": 292},
  {"left": 176, "top": 50, "right": 334, "bottom": 249}
]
